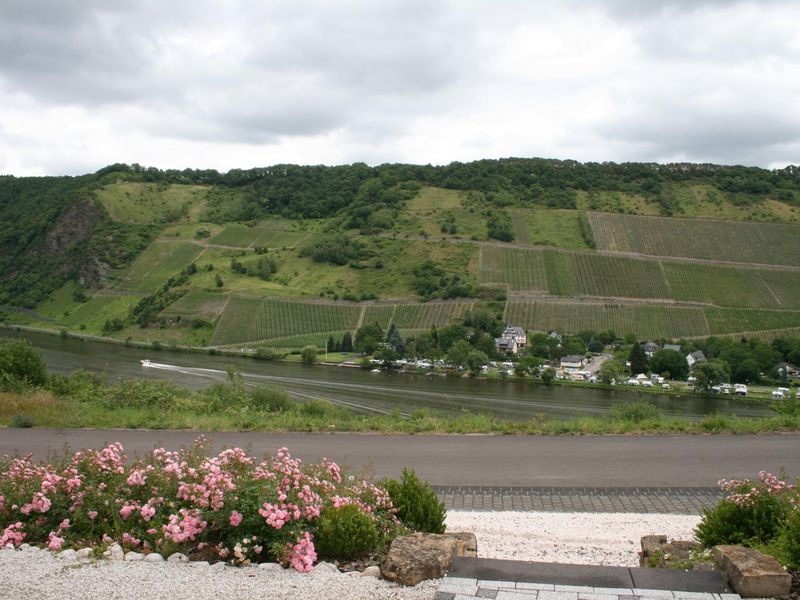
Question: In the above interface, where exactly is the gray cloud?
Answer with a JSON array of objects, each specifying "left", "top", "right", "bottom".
[{"left": 0, "top": 0, "right": 798, "bottom": 174}]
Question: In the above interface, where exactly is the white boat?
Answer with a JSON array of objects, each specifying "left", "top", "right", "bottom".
[
  {"left": 370, "top": 368, "right": 381, "bottom": 373},
  {"left": 140, "top": 359, "right": 151, "bottom": 367}
]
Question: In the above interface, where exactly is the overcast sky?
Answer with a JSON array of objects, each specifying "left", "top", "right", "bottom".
[{"left": 1, "top": 0, "right": 798, "bottom": 176}]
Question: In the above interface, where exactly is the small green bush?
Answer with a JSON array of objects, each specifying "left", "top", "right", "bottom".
[
  {"left": 383, "top": 468, "right": 446, "bottom": 534},
  {"left": 608, "top": 400, "right": 661, "bottom": 423},
  {"left": 314, "top": 504, "right": 381, "bottom": 559},
  {"left": 778, "top": 507, "right": 800, "bottom": 568},
  {"left": 9, "top": 415, "right": 35, "bottom": 428},
  {"left": 695, "top": 494, "right": 790, "bottom": 548},
  {"left": 248, "top": 387, "right": 292, "bottom": 412}
]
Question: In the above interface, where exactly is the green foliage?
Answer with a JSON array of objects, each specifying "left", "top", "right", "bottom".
[
  {"left": 9, "top": 415, "right": 35, "bottom": 428},
  {"left": 300, "top": 235, "right": 367, "bottom": 266},
  {"left": 692, "top": 359, "right": 731, "bottom": 390},
  {"left": 608, "top": 401, "right": 662, "bottom": 424},
  {"left": 598, "top": 359, "right": 623, "bottom": 384},
  {"left": 540, "top": 367, "right": 556, "bottom": 383},
  {"left": 314, "top": 504, "right": 382, "bottom": 559},
  {"left": 696, "top": 495, "right": 790, "bottom": 548},
  {"left": 0, "top": 338, "right": 47, "bottom": 388},
  {"left": 300, "top": 345, "right": 317, "bottom": 364},
  {"left": 383, "top": 468, "right": 446, "bottom": 534},
  {"left": 248, "top": 387, "right": 292, "bottom": 412},
  {"left": 628, "top": 342, "right": 649, "bottom": 374},
  {"left": 650, "top": 349, "right": 689, "bottom": 380},
  {"left": 486, "top": 209, "right": 514, "bottom": 242},
  {"left": 777, "top": 507, "right": 800, "bottom": 568}
]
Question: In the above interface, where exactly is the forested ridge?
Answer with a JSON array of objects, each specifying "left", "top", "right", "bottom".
[{"left": 1, "top": 158, "right": 799, "bottom": 308}]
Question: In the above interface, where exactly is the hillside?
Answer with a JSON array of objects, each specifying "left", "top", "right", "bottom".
[{"left": 2, "top": 159, "right": 800, "bottom": 349}]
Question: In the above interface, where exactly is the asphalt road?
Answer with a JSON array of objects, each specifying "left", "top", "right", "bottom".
[{"left": 1, "top": 429, "right": 798, "bottom": 487}]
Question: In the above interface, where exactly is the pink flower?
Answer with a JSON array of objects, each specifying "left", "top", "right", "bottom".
[
  {"left": 88, "top": 511, "right": 98, "bottom": 521},
  {"left": 140, "top": 505, "right": 156, "bottom": 522},
  {"left": 0, "top": 523, "right": 25, "bottom": 548},
  {"left": 47, "top": 532, "right": 64, "bottom": 551},
  {"left": 229, "top": 511, "right": 243, "bottom": 527},
  {"left": 126, "top": 469, "right": 147, "bottom": 487},
  {"left": 59, "top": 519, "right": 71, "bottom": 530},
  {"left": 286, "top": 532, "right": 316, "bottom": 573}
]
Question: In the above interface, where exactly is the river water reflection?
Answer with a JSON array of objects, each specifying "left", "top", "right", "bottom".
[{"left": 2, "top": 329, "right": 772, "bottom": 421}]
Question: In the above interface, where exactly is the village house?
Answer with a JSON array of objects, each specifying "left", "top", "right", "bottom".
[
  {"left": 663, "top": 343, "right": 682, "bottom": 353},
  {"left": 560, "top": 354, "right": 585, "bottom": 370},
  {"left": 502, "top": 326, "right": 527, "bottom": 349},
  {"left": 686, "top": 350, "right": 707, "bottom": 368},
  {"left": 643, "top": 342, "right": 659, "bottom": 359},
  {"left": 494, "top": 336, "right": 518, "bottom": 355},
  {"left": 494, "top": 325, "right": 526, "bottom": 355},
  {"left": 776, "top": 362, "right": 800, "bottom": 380}
]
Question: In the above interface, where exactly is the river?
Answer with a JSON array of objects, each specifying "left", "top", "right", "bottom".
[{"left": 1, "top": 329, "right": 773, "bottom": 421}]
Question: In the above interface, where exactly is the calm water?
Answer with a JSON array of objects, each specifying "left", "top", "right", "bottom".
[{"left": 2, "top": 329, "right": 772, "bottom": 421}]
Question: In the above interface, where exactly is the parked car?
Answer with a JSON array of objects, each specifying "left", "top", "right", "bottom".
[
  {"left": 661, "top": 383, "right": 670, "bottom": 390},
  {"left": 642, "top": 380, "right": 654, "bottom": 388},
  {"left": 734, "top": 384, "right": 748, "bottom": 396},
  {"left": 772, "top": 390, "right": 786, "bottom": 400},
  {"left": 626, "top": 379, "right": 640, "bottom": 386}
]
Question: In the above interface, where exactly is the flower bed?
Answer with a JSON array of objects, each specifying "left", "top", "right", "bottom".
[
  {"left": 0, "top": 437, "right": 402, "bottom": 571},
  {"left": 696, "top": 471, "right": 800, "bottom": 569}
]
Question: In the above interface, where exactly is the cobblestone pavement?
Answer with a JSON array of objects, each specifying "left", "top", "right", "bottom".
[
  {"left": 435, "top": 577, "right": 741, "bottom": 600},
  {"left": 434, "top": 487, "right": 721, "bottom": 514}
]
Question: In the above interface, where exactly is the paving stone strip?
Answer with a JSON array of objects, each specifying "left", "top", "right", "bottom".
[
  {"left": 434, "top": 487, "right": 721, "bottom": 514},
  {"left": 434, "top": 577, "right": 743, "bottom": 600}
]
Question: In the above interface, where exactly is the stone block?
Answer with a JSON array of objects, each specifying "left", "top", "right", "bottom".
[
  {"left": 712, "top": 545, "right": 791, "bottom": 599},
  {"left": 447, "top": 532, "right": 479, "bottom": 557},
  {"left": 381, "top": 533, "right": 458, "bottom": 586}
]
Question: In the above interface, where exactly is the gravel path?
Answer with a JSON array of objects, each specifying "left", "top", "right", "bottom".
[{"left": 0, "top": 511, "right": 701, "bottom": 600}]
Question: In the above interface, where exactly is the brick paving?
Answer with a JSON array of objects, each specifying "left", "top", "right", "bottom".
[
  {"left": 434, "top": 487, "right": 721, "bottom": 514},
  {"left": 434, "top": 577, "right": 741, "bottom": 600}
]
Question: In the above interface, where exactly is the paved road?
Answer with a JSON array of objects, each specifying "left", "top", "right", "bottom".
[{"left": 1, "top": 429, "right": 798, "bottom": 487}]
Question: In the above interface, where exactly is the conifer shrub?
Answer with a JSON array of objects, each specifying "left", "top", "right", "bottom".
[
  {"left": 382, "top": 468, "right": 446, "bottom": 534},
  {"left": 314, "top": 504, "right": 381, "bottom": 559}
]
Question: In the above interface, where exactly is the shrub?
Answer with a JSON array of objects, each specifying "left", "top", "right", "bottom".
[
  {"left": 695, "top": 472, "right": 793, "bottom": 548},
  {"left": 248, "top": 387, "right": 292, "bottom": 413},
  {"left": 0, "top": 440, "right": 396, "bottom": 572},
  {"left": 9, "top": 415, "right": 34, "bottom": 428},
  {"left": 608, "top": 401, "right": 662, "bottom": 424},
  {"left": 778, "top": 507, "right": 800, "bottom": 568},
  {"left": 0, "top": 338, "right": 47, "bottom": 388},
  {"left": 314, "top": 504, "right": 381, "bottom": 559},
  {"left": 382, "top": 468, "right": 446, "bottom": 534},
  {"left": 300, "top": 346, "right": 317, "bottom": 364}
]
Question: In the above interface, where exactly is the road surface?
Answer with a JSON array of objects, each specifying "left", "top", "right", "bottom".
[{"left": 1, "top": 429, "right": 797, "bottom": 487}]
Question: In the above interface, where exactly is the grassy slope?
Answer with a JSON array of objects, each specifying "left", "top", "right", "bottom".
[{"left": 11, "top": 182, "right": 800, "bottom": 348}]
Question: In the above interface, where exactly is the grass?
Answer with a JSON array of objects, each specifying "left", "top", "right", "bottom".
[
  {"left": 514, "top": 209, "right": 593, "bottom": 250},
  {"left": 576, "top": 184, "right": 800, "bottom": 224},
  {"left": 209, "top": 221, "right": 314, "bottom": 249},
  {"left": 406, "top": 187, "right": 464, "bottom": 211},
  {"left": 158, "top": 290, "right": 230, "bottom": 322},
  {"left": 95, "top": 182, "right": 208, "bottom": 224},
  {"left": 2, "top": 387, "right": 799, "bottom": 435}
]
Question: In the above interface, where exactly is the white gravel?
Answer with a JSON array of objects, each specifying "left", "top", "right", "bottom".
[
  {"left": 446, "top": 510, "right": 702, "bottom": 567},
  {"left": 0, "top": 511, "right": 702, "bottom": 599}
]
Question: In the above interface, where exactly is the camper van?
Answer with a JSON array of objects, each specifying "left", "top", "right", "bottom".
[{"left": 772, "top": 390, "right": 786, "bottom": 400}]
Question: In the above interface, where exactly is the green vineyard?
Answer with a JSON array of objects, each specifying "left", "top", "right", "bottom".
[
  {"left": 159, "top": 290, "right": 230, "bottom": 321},
  {"left": 588, "top": 212, "right": 800, "bottom": 266},
  {"left": 115, "top": 241, "right": 204, "bottom": 294},
  {"left": 505, "top": 301, "right": 710, "bottom": 339},
  {"left": 211, "top": 297, "right": 361, "bottom": 346}
]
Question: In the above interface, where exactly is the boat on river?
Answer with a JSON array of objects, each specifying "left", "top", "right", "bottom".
[{"left": 140, "top": 359, "right": 151, "bottom": 367}]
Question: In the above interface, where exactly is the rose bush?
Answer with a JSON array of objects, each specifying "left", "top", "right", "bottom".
[{"left": 0, "top": 437, "right": 403, "bottom": 571}]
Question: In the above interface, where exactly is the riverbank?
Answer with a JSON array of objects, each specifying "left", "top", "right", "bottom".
[
  {"left": 0, "top": 323, "right": 779, "bottom": 409},
  {"left": 1, "top": 383, "right": 798, "bottom": 435}
]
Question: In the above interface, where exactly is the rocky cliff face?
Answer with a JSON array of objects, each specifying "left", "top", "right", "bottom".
[{"left": 43, "top": 199, "right": 100, "bottom": 257}]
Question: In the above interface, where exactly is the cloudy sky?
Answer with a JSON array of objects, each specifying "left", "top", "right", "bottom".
[{"left": 1, "top": 0, "right": 798, "bottom": 175}]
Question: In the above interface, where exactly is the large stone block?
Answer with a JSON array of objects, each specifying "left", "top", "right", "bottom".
[
  {"left": 445, "top": 531, "right": 478, "bottom": 557},
  {"left": 713, "top": 545, "right": 791, "bottom": 598},
  {"left": 381, "top": 533, "right": 458, "bottom": 586}
]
